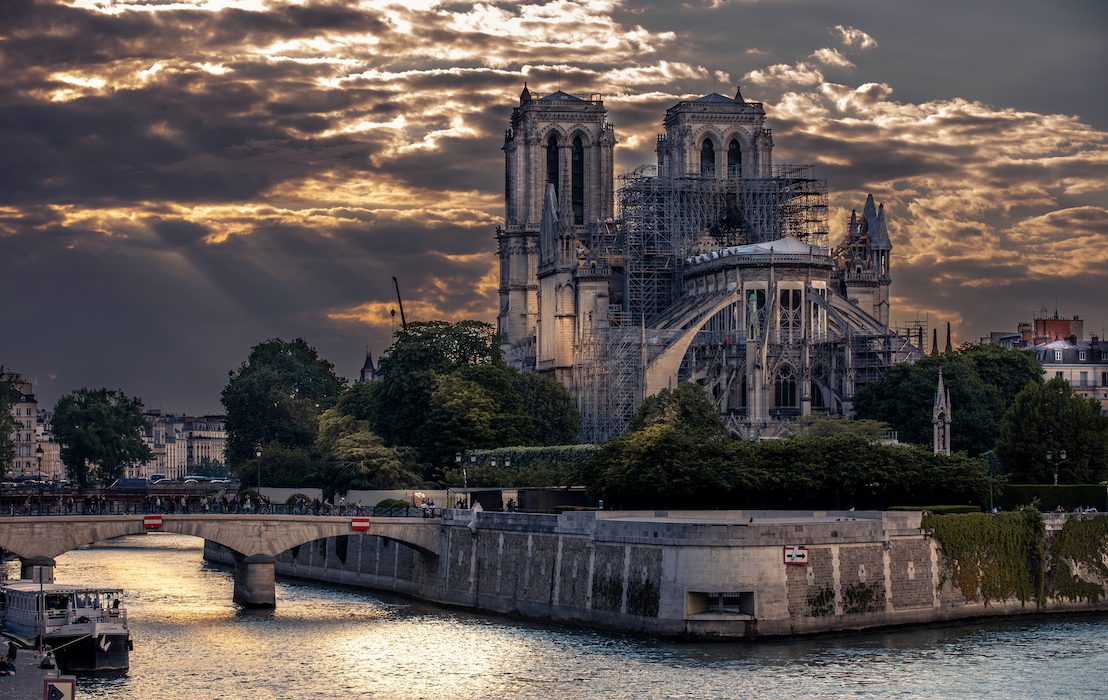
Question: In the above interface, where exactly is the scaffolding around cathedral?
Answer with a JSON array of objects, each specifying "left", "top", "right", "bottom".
[
  {"left": 573, "top": 165, "right": 832, "bottom": 441},
  {"left": 617, "top": 165, "right": 828, "bottom": 324}
]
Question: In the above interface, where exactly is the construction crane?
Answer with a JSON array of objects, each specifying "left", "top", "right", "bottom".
[{"left": 392, "top": 276, "right": 408, "bottom": 330}]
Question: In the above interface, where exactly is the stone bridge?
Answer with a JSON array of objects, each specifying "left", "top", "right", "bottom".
[{"left": 0, "top": 515, "right": 442, "bottom": 607}]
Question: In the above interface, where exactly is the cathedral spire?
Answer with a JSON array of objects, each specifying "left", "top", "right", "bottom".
[
  {"left": 520, "top": 82, "right": 531, "bottom": 103},
  {"left": 734, "top": 84, "right": 745, "bottom": 103},
  {"left": 933, "top": 369, "right": 952, "bottom": 455},
  {"left": 945, "top": 321, "right": 953, "bottom": 354},
  {"left": 932, "top": 328, "right": 938, "bottom": 356}
]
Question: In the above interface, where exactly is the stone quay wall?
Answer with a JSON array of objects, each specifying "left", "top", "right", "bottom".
[{"left": 203, "top": 510, "right": 1108, "bottom": 638}]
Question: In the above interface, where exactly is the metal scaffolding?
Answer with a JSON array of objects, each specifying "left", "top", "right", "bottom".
[{"left": 617, "top": 166, "right": 828, "bottom": 325}]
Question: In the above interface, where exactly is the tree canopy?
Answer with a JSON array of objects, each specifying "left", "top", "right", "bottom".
[
  {"left": 310, "top": 408, "right": 420, "bottom": 497},
  {"left": 587, "top": 429, "right": 988, "bottom": 510},
  {"left": 996, "top": 377, "right": 1108, "bottom": 484},
  {"left": 630, "top": 383, "right": 727, "bottom": 437},
  {"left": 854, "top": 344, "right": 1042, "bottom": 456},
  {"left": 221, "top": 338, "right": 345, "bottom": 467},
  {"left": 357, "top": 320, "right": 579, "bottom": 473},
  {"left": 51, "top": 388, "right": 154, "bottom": 487}
]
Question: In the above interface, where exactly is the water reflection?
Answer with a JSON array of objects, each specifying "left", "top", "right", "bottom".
[{"left": 3, "top": 533, "right": 1105, "bottom": 699}]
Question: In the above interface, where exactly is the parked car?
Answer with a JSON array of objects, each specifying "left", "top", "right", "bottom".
[{"left": 108, "top": 478, "right": 150, "bottom": 491}]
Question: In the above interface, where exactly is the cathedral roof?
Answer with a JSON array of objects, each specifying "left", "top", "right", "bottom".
[
  {"left": 687, "top": 237, "right": 827, "bottom": 265},
  {"left": 692, "top": 92, "right": 736, "bottom": 103},
  {"left": 361, "top": 351, "right": 375, "bottom": 372},
  {"left": 539, "top": 91, "right": 585, "bottom": 102}
]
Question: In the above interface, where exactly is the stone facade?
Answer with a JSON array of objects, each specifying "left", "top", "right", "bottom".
[
  {"left": 496, "top": 87, "right": 917, "bottom": 441},
  {"left": 203, "top": 510, "right": 1108, "bottom": 638}
]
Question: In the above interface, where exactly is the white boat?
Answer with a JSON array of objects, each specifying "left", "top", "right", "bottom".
[{"left": 0, "top": 580, "right": 131, "bottom": 674}]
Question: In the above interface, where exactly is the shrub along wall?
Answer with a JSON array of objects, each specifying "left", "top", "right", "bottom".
[{"left": 999, "top": 484, "right": 1108, "bottom": 512}]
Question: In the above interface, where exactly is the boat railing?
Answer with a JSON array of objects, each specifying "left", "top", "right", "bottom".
[{"left": 65, "top": 607, "right": 127, "bottom": 625}]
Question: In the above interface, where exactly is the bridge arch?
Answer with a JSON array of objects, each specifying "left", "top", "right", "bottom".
[{"left": 0, "top": 515, "right": 442, "bottom": 608}]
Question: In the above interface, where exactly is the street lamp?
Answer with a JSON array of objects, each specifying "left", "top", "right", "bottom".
[
  {"left": 35, "top": 444, "right": 44, "bottom": 515},
  {"left": 254, "top": 443, "right": 263, "bottom": 494},
  {"left": 1046, "top": 448, "right": 1066, "bottom": 487}
]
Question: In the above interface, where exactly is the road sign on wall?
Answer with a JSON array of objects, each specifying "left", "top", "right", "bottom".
[
  {"left": 783, "top": 545, "right": 809, "bottom": 565},
  {"left": 44, "top": 676, "right": 76, "bottom": 700},
  {"left": 351, "top": 517, "right": 370, "bottom": 532},
  {"left": 143, "top": 515, "right": 163, "bottom": 530}
]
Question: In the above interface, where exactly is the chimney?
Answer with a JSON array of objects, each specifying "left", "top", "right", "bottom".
[{"left": 1068, "top": 334, "right": 1078, "bottom": 345}]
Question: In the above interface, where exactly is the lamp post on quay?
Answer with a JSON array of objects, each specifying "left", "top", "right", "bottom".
[
  {"left": 35, "top": 444, "right": 44, "bottom": 515},
  {"left": 254, "top": 443, "right": 263, "bottom": 491},
  {"left": 1046, "top": 448, "right": 1066, "bottom": 487}
]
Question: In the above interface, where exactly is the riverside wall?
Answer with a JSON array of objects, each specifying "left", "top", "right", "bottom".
[{"left": 203, "top": 510, "right": 1108, "bottom": 638}]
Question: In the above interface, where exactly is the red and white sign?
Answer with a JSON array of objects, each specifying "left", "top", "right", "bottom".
[
  {"left": 783, "top": 545, "right": 809, "bottom": 565},
  {"left": 44, "top": 676, "right": 76, "bottom": 700},
  {"left": 143, "top": 515, "right": 163, "bottom": 530},
  {"left": 350, "top": 517, "right": 370, "bottom": 532}
]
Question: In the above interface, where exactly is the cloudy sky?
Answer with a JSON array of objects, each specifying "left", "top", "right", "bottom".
[{"left": 2, "top": 0, "right": 1106, "bottom": 414}]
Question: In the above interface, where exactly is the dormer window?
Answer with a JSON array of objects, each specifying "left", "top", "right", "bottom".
[
  {"left": 1079, "top": 351, "right": 1086, "bottom": 361},
  {"left": 1054, "top": 350, "right": 1063, "bottom": 362}
]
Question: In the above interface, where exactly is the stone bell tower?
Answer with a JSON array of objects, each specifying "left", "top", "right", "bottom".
[{"left": 497, "top": 86, "right": 615, "bottom": 366}]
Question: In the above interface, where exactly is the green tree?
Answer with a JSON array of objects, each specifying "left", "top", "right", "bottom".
[
  {"left": 243, "top": 444, "right": 319, "bottom": 489},
  {"left": 222, "top": 338, "right": 345, "bottom": 468},
  {"left": 957, "top": 343, "right": 1042, "bottom": 407},
  {"left": 513, "top": 372, "right": 579, "bottom": 446},
  {"left": 854, "top": 348, "right": 1036, "bottom": 456},
  {"left": 311, "top": 408, "right": 419, "bottom": 496},
  {"left": 372, "top": 321, "right": 500, "bottom": 450},
  {"left": 630, "top": 383, "right": 726, "bottom": 436},
  {"left": 0, "top": 371, "right": 17, "bottom": 475},
  {"left": 996, "top": 377, "right": 1108, "bottom": 484},
  {"left": 51, "top": 388, "right": 155, "bottom": 487},
  {"left": 797, "top": 416, "right": 893, "bottom": 439}
]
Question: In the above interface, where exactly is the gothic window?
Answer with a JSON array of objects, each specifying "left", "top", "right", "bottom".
[
  {"left": 546, "top": 133, "right": 560, "bottom": 197},
  {"left": 774, "top": 366, "right": 797, "bottom": 408},
  {"left": 727, "top": 139, "right": 742, "bottom": 178},
  {"left": 700, "top": 139, "right": 715, "bottom": 177},
  {"left": 779, "top": 289, "right": 802, "bottom": 340},
  {"left": 571, "top": 135, "right": 585, "bottom": 225}
]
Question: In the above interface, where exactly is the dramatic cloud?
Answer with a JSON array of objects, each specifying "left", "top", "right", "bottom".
[
  {"left": 834, "top": 25, "right": 878, "bottom": 51},
  {"left": 1, "top": 0, "right": 1105, "bottom": 412}
]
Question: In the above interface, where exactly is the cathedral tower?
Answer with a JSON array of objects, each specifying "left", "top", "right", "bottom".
[
  {"left": 498, "top": 86, "right": 615, "bottom": 365},
  {"left": 655, "top": 86, "right": 773, "bottom": 180}
]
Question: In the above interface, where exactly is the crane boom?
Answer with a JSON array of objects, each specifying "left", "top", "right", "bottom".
[{"left": 392, "top": 276, "right": 408, "bottom": 330}]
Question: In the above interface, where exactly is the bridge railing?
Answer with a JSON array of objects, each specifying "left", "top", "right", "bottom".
[{"left": 0, "top": 502, "right": 442, "bottom": 519}]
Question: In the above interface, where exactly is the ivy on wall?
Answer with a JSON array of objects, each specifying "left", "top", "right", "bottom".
[
  {"left": 625, "top": 579, "right": 660, "bottom": 617},
  {"left": 842, "top": 583, "right": 883, "bottom": 614},
  {"left": 925, "top": 509, "right": 1108, "bottom": 606},
  {"left": 807, "top": 587, "right": 835, "bottom": 617},
  {"left": 923, "top": 507, "right": 1046, "bottom": 605},
  {"left": 1048, "top": 517, "right": 1108, "bottom": 603}
]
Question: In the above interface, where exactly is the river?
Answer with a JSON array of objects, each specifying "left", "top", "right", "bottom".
[{"left": 3, "top": 533, "right": 1106, "bottom": 699}]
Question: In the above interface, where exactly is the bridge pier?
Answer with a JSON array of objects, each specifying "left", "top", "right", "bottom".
[
  {"left": 233, "top": 554, "right": 276, "bottom": 608},
  {"left": 20, "top": 557, "right": 56, "bottom": 583}
]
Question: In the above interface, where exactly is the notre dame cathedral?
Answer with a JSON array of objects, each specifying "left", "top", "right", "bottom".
[{"left": 496, "top": 85, "right": 918, "bottom": 441}]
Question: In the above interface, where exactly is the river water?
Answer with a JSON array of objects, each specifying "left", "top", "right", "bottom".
[{"left": 3, "top": 533, "right": 1106, "bottom": 699}]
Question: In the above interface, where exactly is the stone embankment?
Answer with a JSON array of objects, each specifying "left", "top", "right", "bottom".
[{"left": 204, "top": 509, "right": 1108, "bottom": 638}]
